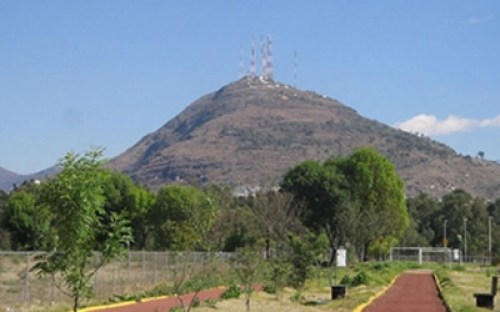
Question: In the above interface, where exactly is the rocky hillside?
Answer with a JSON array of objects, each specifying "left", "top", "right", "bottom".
[{"left": 109, "top": 77, "right": 500, "bottom": 199}]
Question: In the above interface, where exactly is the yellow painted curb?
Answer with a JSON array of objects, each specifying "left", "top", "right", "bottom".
[
  {"left": 141, "top": 295, "right": 171, "bottom": 303},
  {"left": 79, "top": 300, "right": 137, "bottom": 312},
  {"left": 352, "top": 274, "right": 400, "bottom": 312},
  {"left": 76, "top": 285, "right": 227, "bottom": 312}
]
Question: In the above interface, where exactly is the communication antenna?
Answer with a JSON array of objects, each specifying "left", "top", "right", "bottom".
[
  {"left": 249, "top": 41, "right": 256, "bottom": 77},
  {"left": 260, "top": 35, "right": 267, "bottom": 78},
  {"left": 266, "top": 35, "right": 273, "bottom": 80},
  {"left": 239, "top": 46, "right": 244, "bottom": 78},
  {"left": 294, "top": 50, "right": 297, "bottom": 87}
]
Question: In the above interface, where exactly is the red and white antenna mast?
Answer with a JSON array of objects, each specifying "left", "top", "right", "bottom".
[
  {"left": 266, "top": 35, "right": 273, "bottom": 80},
  {"left": 239, "top": 46, "right": 245, "bottom": 78},
  {"left": 249, "top": 41, "right": 256, "bottom": 78},
  {"left": 260, "top": 35, "right": 267, "bottom": 78},
  {"left": 294, "top": 50, "right": 297, "bottom": 87}
]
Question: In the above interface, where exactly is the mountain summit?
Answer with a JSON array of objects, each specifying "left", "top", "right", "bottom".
[{"left": 109, "top": 77, "right": 500, "bottom": 199}]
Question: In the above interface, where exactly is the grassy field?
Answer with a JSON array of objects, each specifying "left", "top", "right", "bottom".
[
  {"left": 436, "top": 264, "right": 500, "bottom": 312},
  {"left": 194, "top": 263, "right": 500, "bottom": 312}
]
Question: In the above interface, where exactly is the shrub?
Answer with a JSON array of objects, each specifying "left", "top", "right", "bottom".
[
  {"left": 371, "top": 262, "right": 390, "bottom": 271},
  {"left": 263, "top": 284, "right": 276, "bottom": 294},
  {"left": 339, "top": 275, "right": 353, "bottom": 286},
  {"left": 289, "top": 292, "right": 305, "bottom": 303},
  {"left": 264, "top": 258, "right": 291, "bottom": 295},
  {"left": 205, "top": 298, "right": 218, "bottom": 308},
  {"left": 220, "top": 283, "right": 241, "bottom": 299},
  {"left": 351, "top": 271, "right": 369, "bottom": 286}
]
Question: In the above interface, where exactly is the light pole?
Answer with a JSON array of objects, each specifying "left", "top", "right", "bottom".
[
  {"left": 489, "top": 216, "right": 493, "bottom": 264},
  {"left": 443, "top": 219, "right": 448, "bottom": 248},
  {"left": 464, "top": 218, "right": 468, "bottom": 263}
]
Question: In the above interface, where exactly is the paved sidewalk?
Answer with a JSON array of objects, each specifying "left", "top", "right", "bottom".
[
  {"left": 83, "top": 287, "right": 225, "bottom": 312},
  {"left": 363, "top": 271, "right": 447, "bottom": 312}
]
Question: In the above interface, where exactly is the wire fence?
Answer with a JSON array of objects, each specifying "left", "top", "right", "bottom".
[{"left": 0, "top": 250, "right": 233, "bottom": 311}]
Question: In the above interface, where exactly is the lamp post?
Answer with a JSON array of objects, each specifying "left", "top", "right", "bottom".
[
  {"left": 443, "top": 219, "right": 448, "bottom": 248},
  {"left": 489, "top": 216, "right": 493, "bottom": 265},
  {"left": 464, "top": 218, "right": 468, "bottom": 263}
]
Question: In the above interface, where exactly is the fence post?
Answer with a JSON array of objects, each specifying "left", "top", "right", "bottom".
[
  {"left": 153, "top": 252, "right": 158, "bottom": 286},
  {"left": 93, "top": 252, "right": 99, "bottom": 294},
  {"left": 127, "top": 249, "right": 131, "bottom": 288},
  {"left": 23, "top": 252, "right": 31, "bottom": 304},
  {"left": 142, "top": 249, "right": 146, "bottom": 285},
  {"left": 112, "top": 262, "right": 117, "bottom": 293},
  {"left": 51, "top": 275, "right": 56, "bottom": 305}
]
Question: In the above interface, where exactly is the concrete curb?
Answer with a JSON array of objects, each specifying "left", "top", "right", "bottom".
[
  {"left": 77, "top": 286, "right": 227, "bottom": 312},
  {"left": 432, "top": 272, "right": 452, "bottom": 312},
  {"left": 79, "top": 299, "right": 139, "bottom": 312}
]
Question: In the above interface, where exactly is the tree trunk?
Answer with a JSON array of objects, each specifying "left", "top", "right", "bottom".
[{"left": 73, "top": 294, "right": 79, "bottom": 312}]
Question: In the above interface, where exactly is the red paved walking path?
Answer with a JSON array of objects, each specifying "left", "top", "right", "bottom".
[
  {"left": 87, "top": 271, "right": 446, "bottom": 312},
  {"left": 363, "top": 271, "right": 448, "bottom": 312},
  {"left": 84, "top": 287, "right": 225, "bottom": 312}
]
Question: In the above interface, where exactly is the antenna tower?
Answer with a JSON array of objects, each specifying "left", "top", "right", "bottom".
[
  {"left": 239, "top": 46, "right": 244, "bottom": 78},
  {"left": 249, "top": 41, "right": 256, "bottom": 77},
  {"left": 294, "top": 50, "right": 297, "bottom": 87},
  {"left": 260, "top": 36, "right": 267, "bottom": 78},
  {"left": 266, "top": 35, "right": 273, "bottom": 80}
]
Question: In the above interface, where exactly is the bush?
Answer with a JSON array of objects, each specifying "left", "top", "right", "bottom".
[
  {"left": 220, "top": 283, "right": 241, "bottom": 299},
  {"left": 264, "top": 258, "right": 291, "bottom": 295},
  {"left": 339, "top": 274, "right": 353, "bottom": 286},
  {"left": 371, "top": 262, "right": 390, "bottom": 271},
  {"left": 263, "top": 284, "right": 277, "bottom": 294},
  {"left": 351, "top": 271, "right": 369, "bottom": 286},
  {"left": 289, "top": 292, "right": 305, "bottom": 303}
]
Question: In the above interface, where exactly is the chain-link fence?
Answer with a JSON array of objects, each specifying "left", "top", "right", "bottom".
[{"left": 0, "top": 251, "right": 233, "bottom": 311}]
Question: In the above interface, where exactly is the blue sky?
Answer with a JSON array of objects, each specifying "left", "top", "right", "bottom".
[{"left": 1, "top": 1, "right": 500, "bottom": 174}]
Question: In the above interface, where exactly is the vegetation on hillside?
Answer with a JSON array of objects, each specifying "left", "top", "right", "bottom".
[{"left": 108, "top": 77, "right": 500, "bottom": 199}]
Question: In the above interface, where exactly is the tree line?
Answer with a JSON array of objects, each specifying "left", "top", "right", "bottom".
[
  {"left": 2, "top": 147, "right": 500, "bottom": 311},
  {"left": 1, "top": 147, "right": 500, "bottom": 260}
]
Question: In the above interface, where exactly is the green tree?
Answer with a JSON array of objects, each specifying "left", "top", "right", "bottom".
[
  {"left": 439, "top": 189, "right": 474, "bottom": 249},
  {"left": 248, "top": 191, "right": 302, "bottom": 257},
  {"left": 149, "top": 184, "right": 217, "bottom": 250},
  {"left": 33, "top": 149, "right": 132, "bottom": 312},
  {"left": 101, "top": 171, "right": 154, "bottom": 249},
  {"left": 488, "top": 199, "right": 500, "bottom": 262},
  {"left": 232, "top": 246, "right": 263, "bottom": 312},
  {"left": 467, "top": 197, "right": 489, "bottom": 257},
  {"left": 2, "top": 190, "right": 50, "bottom": 250},
  {"left": 282, "top": 148, "right": 408, "bottom": 261},
  {"left": 400, "top": 194, "right": 440, "bottom": 247},
  {"left": 0, "top": 190, "right": 10, "bottom": 249},
  {"left": 337, "top": 147, "right": 408, "bottom": 260},
  {"left": 281, "top": 160, "right": 352, "bottom": 261}
]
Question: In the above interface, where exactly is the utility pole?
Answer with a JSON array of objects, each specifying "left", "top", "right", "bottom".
[
  {"left": 489, "top": 216, "right": 493, "bottom": 265},
  {"left": 464, "top": 218, "right": 468, "bottom": 263},
  {"left": 443, "top": 219, "right": 448, "bottom": 248}
]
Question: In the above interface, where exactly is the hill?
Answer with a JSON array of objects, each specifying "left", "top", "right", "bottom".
[
  {"left": 0, "top": 166, "right": 59, "bottom": 192},
  {"left": 107, "top": 77, "right": 500, "bottom": 199},
  {"left": 0, "top": 167, "right": 22, "bottom": 191}
]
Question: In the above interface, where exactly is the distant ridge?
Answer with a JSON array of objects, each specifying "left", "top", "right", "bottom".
[
  {"left": 0, "top": 166, "right": 59, "bottom": 192},
  {"left": 109, "top": 77, "right": 500, "bottom": 199},
  {"left": 0, "top": 167, "right": 21, "bottom": 191}
]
